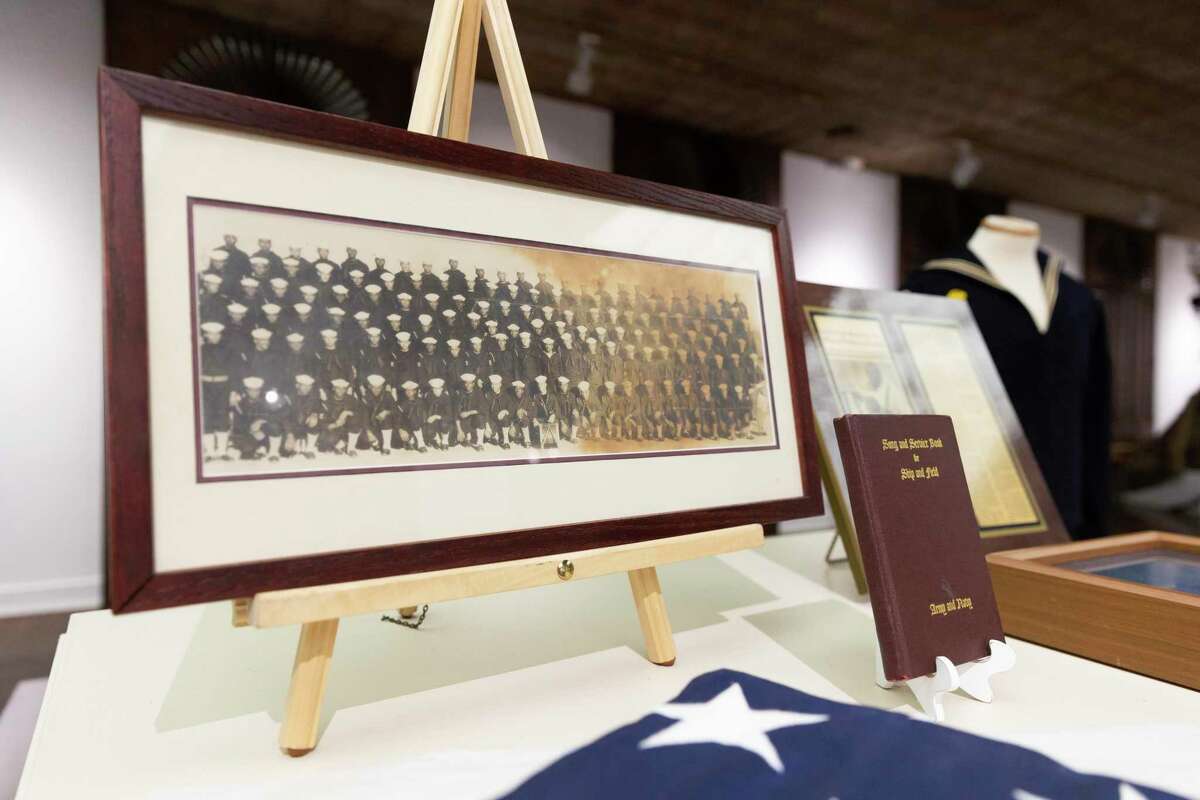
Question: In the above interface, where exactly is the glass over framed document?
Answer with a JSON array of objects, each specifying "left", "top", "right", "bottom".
[{"left": 797, "top": 282, "right": 1067, "bottom": 593}]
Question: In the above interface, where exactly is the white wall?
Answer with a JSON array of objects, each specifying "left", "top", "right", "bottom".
[
  {"left": 1154, "top": 236, "right": 1200, "bottom": 433},
  {"left": 1008, "top": 200, "right": 1085, "bottom": 280},
  {"left": 468, "top": 81, "right": 613, "bottom": 171},
  {"left": 0, "top": 0, "right": 105, "bottom": 616},
  {"left": 781, "top": 151, "right": 900, "bottom": 290}
]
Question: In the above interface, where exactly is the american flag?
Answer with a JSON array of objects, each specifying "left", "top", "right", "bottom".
[{"left": 503, "top": 669, "right": 1182, "bottom": 799}]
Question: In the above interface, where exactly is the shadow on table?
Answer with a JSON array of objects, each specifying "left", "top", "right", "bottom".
[
  {"left": 744, "top": 600, "right": 907, "bottom": 710},
  {"left": 156, "top": 557, "right": 774, "bottom": 735}
]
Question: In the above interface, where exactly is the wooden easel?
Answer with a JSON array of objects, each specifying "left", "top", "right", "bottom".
[{"left": 232, "top": 0, "right": 766, "bottom": 757}]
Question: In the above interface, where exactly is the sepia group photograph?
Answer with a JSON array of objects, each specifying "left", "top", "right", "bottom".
[{"left": 191, "top": 198, "right": 779, "bottom": 480}]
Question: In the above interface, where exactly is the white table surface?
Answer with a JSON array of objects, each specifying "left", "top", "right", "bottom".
[{"left": 17, "top": 531, "right": 1200, "bottom": 799}]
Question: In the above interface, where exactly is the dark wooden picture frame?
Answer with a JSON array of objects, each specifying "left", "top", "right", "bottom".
[
  {"left": 988, "top": 532, "right": 1200, "bottom": 690},
  {"left": 796, "top": 281, "right": 1067, "bottom": 593},
  {"left": 100, "top": 68, "right": 822, "bottom": 613}
]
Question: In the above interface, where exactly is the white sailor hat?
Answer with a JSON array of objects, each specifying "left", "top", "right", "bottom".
[
  {"left": 330, "top": 378, "right": 350, "bottom": 390},
  {"left": 477, "top": 301, "right": 490, "bottom": 310},
  {"left": 512, "top": 380, "right": 526, "bottom": 388},
  {"left": 576, "top": 324, "right": 588, "bottom": 334},
  {"left": 240, "top": 277, "right": 259, "bottom": 288},
  {"left": 365, "top": 284, "right": 382, "bottom": 295},
  {"left": 299, "top": 285, "right": 317, "bottom": 295},
  {"left": 428, "top": 378, "right": 445, "bottom": 389},
  {"left": 349, "top": 269, "right": 365, "bottom": 278},
  {"left": 422, "top": 336, "right": 437, "bottom": 345},
  {"left": 485, "top": 319, "right": 498, "bottom": 329},
  {"left": 615, "top": 326, "right": 625, "bottom": 334},
  {"left": 227, "top": 302, "right": 248, "bottom": 315},
  {"left": 401, "top": 380, "right": 419, "bottom": 390},
  {"left": 366, "top": 374, "right": 386, "bottom": 388},
  {"left": 578, "top": 380, "right": 590, "bottom": 390},
  {"left": 419, "top": 314, "right": 433, "bottom": 324},
  {"left": 242, "top": 376, "right": 264, "bottom": 389},
  {"left": 397, "top": 292, "right": 413, "bottom": 301},
  {"left": 518, "top": 330, "right": 532, "bottom": 339},
  {"left": 634, "top": 328, "right": 644, "bottom": 337},
  {"left": 250, "top": 256, "right": 269, "bottom": 266},
  {"left": 251, "top": 328, "right": 272, "bottom": 340},
  {"left": 283, "top": 257, "right": 300, "bottom": 267},
  {"left": 535, "top": 375, "right": 548, "bottom": 383},
  {"left": 320, "top": 328, "right": 338, "bottom": 338},
  {"left": 596, "top": 326, "right": 607, "bottom": 335},
  {"left": 201, "top": 273, "right": 221, "bottom": 284},
  {"left": 460, "top": 373, "right": 476, "bottom": 383},
  {"left": 542, "top": 337, "right": 555, "bottom": 346},
  {"left": 542, "top": 305, "right": 553, "bottom": 314},
  {"left": 366, "top": 326, "right": 382, "bottom": 337},
  {"left": 604, "top": 339, "right": 617, "bottom": 348},
  {"left": 585, "top": 336, "right": 597, "bottom": 345},
  {"left": 488, "top": 374, "right": 503, "bottom": 384},
  {"left": 270, "top": 277, "right": 288, "bottom": 289},
  {"left": 384, "top": 314, "right": 401, "bottom": 324},
  {"left": 604, "top": 381, "right": 616, "bottom": 390},
  {"left": 286, "top": 332, "right": 304, "bottom": 343},
  {"left": 469, "top": 336, "right": 482, "bottom": 344},
  {"left": 327, "top": 307, "right": 346, "bottom": 317},
  {"left": 200, "top": 321, "right": 225, "bottom": 334},
  {"left": 507, "top": 323, "right": 520, "bottom": 331},
  {"left": 442, "top": 309, "right": 456, "bottom": 317},
  {"left": 260, "top": 303, "right": 280, "bottom": 316},
  {"left": 446, "top": 338, "right": 461, "bottom": 348},
  {"left": 500, "top": 299, "right": 512, "bottom": 307},
  {"left": 316, "top": 262, "right": 334, "bottom": 274},
  {"left": 494, "top": 333, "right": 508, "bottom": 341},
  {"left": 557, "top": 375, "right": 570, "bottom": 384},
  {"left": 531, "top": 318, "right": 544, "bottom": 328},
  {"left": 331, "top": 284, "right": 349, "bottom": 295},
  {"left": 424, "top": 292, "right": 439, "bottom": 302},
  {"left": 353, "top": 311, "right": 371, "bottom": 321},
  {"left": 467, "top": 312, "right": 480, "bottom": 321},
  {"left": 381, "top": 268, "right": 397, "bottom": 279},
  {"left": 295, "top": 374, "right": 315, "bottom": 386},
  {"left": 452, "top": 294, "right": 465, "bottom": 302},
  {"left": 520, "top": 304, "right": 532, "bottom": 312},
  {"left": 294, "top": 303, "right": 312, "bottom": 314},
  {"left": 209, "top": 249, "right": 229, "bottom": 262},
  {"left": 397, "top": 331, "right": 412, "bottom": 341}
]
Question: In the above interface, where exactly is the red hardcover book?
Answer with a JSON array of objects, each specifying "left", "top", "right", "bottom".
[{"left": 833, "top": 414, "right": 1005, "bottom": 681}]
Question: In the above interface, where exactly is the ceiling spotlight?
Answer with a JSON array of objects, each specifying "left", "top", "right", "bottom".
[
  {"left": 1136, "top": 193, "right": 1163, "bottom": 229},
  {"left": 566, "top": 32, "right": 600, "bottom": 97},
  {"left": 950, "top": 139, "right": 981, "bottom": 189}
]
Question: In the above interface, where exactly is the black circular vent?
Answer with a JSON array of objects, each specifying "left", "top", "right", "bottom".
[{"left": 162, "top": 36, "right": 369, "bottom": 120}]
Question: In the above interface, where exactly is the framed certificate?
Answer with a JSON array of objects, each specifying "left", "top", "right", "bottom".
[
  {"left": 797, "top": 281, "right": 1067, "bottom": 592},
  {"left": 99, "top": 68, "right": 823, "bottom": 612}
]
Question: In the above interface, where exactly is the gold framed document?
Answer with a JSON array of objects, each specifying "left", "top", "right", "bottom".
[{"left": 797, "top": 282, "right": 1067, "bottom": 592}]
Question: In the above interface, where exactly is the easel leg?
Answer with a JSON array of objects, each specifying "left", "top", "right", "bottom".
[
  {"left": 628, "top": 567, "right": 676, "bottom": 666},
  {"left": 279, "top": 619, "right": 339, "bottom": 757}
]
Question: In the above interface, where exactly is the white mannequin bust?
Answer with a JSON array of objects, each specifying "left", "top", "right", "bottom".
[{"left": 967, "top": 215, "right": 1049, "bottom": 333}]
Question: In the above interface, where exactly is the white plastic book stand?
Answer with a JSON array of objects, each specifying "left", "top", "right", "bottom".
[{"left": 874, "top": 639, "right": 1015, "bottom": 721}]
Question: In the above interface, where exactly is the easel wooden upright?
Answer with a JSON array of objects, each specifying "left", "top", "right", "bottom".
[{"left": 231, "top": 0, "right": 765, "bottom": 757}]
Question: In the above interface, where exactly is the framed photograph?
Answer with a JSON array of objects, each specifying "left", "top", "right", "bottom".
[
  {"left": 796, "top": 281, "right": 1067, "bottom": 592},
  {"left": 988, "top": 532, "right": 1200, "bottom": 690},
  {"left": 100, "top": 68, "right": 822, "bottom": 612}
]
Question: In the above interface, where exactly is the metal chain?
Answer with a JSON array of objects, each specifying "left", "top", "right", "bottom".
[{"left": 381, "top": 604, "right": 430, "bottom": 630}]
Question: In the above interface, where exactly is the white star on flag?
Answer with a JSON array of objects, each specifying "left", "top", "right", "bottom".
[{"left": 637, "top": 682, "right": 828, "bottom": 773}]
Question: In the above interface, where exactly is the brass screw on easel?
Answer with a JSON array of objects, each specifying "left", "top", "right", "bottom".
[{"left": 557, "top": 560, "right": 575, "bottom": 580}]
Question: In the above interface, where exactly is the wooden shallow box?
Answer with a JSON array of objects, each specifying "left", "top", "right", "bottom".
[{"left": 987, "top": 532, "right": 1200, "bottom": 690}]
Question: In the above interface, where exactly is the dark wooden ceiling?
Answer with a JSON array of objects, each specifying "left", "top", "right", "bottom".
[{"left": 161, "top": 0, "right": 1200, "bottom": 235}]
